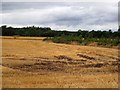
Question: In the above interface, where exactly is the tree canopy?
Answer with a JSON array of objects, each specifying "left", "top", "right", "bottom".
[{"left": 0, "top": 25, "right": 120, "bottom": 38}]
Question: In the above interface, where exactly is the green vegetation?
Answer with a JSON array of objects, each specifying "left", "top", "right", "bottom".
[
  {"left": 43, "top": 36, "right": 119, "bottom": 47},
  {"left": 1, "top": 25, "right": 120, "bottom": 47}
]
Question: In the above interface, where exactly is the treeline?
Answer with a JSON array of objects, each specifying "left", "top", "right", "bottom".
[
  {"left": 1, "top": 25, "right": 120, "bottom": 47},
  {"left": 1, "top": 25, "right": 77, "bottom": 37},
  {"left": 0, "top": 25, "right": 120, "bottom": 38}
]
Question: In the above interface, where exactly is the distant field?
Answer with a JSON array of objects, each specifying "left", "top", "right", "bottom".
[{"left": 2, "top": 36, "right": 119, "bottom": 88}]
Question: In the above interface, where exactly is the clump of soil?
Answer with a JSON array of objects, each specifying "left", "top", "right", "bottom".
[
  {"left": 77, "top": 53, "right": 95, "bottom": 60},
  {"left": 54, "top": 55, "right": 73, "bottom": 61}
]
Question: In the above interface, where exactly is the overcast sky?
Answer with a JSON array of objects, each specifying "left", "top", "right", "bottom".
[{"left": 1, "top": 2, "right": 118, "bottom": 31}]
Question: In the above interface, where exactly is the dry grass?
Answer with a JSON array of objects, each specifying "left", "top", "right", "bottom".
[{"left": 2, "top": 36, "right": 119, "bottom": 88}]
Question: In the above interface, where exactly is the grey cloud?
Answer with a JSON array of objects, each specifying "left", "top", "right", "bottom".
[
  {"left": 2, "top": 2, "right": 75, "bottom": 13},
  {"left": 1, "top": 2, "right": 118, "bottom": 31}
]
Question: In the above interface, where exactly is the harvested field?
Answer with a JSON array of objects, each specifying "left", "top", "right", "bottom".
[{"left": 2, "top": 36, "right": 119, "bottom": 88}]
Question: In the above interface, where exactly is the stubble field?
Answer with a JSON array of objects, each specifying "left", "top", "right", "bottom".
[{"left": 1, "top": 36, "right": 119, "bottom": 88}]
